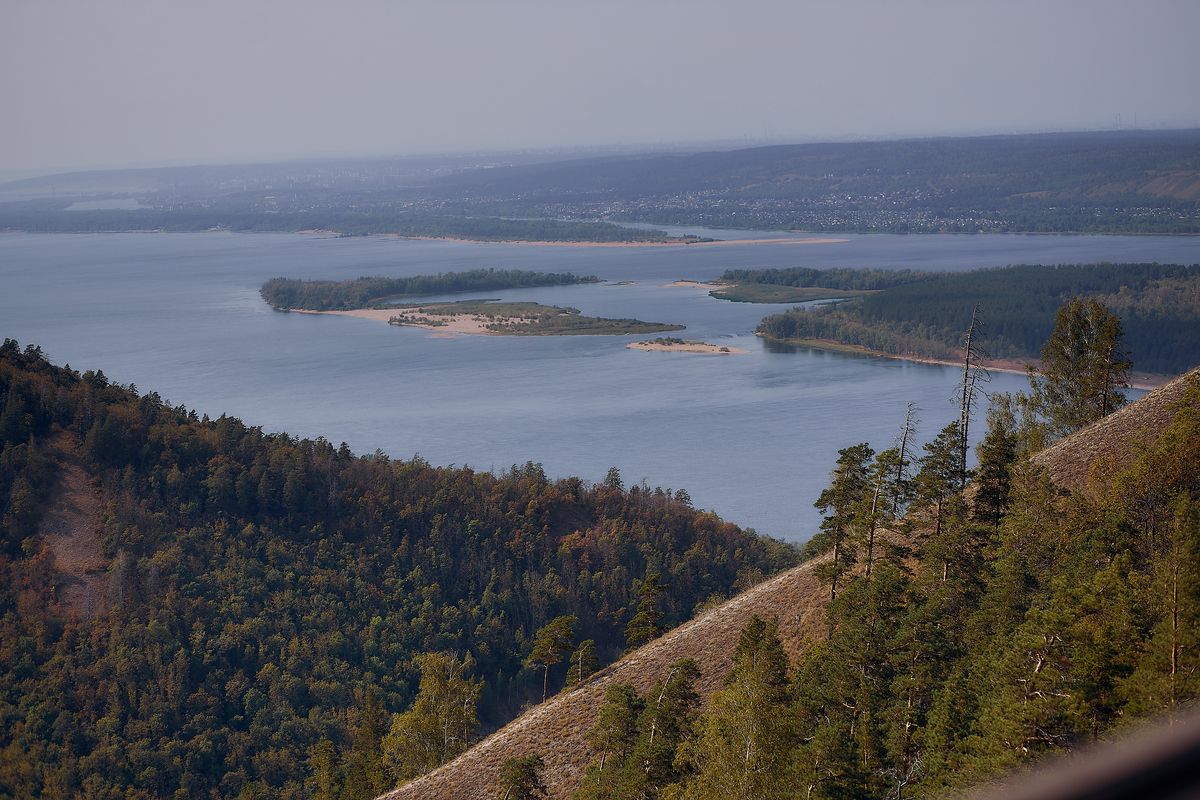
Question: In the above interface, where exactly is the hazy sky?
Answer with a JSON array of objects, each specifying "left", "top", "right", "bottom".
[{"left": 3, "top": 0, "right": 1199, "bottom": 175}]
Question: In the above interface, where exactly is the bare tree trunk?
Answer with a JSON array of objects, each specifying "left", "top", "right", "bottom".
[{"left": 866, "top": 481, "right": 881, "bottom": 579}]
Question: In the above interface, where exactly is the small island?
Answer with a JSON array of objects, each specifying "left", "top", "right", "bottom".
[
  {"left": 261, "top": 269, "right": 600, "bottom": 311},
  {"left": 297, "top": 300, "right": 683, "bottom": 336},
  {"left": 627, "top": 337, "right": 748, "bottom": 354}
]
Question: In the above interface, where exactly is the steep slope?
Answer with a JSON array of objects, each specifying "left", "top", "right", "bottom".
[
  {"left": 380, "top": 553, "right": 834, "bottom": 800},
  {"left": 1032, "top": 366, "right": 1200, "bottom": 495}
]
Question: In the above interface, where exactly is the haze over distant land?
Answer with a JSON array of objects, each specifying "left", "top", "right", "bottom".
[{"left": 2, "top": 0, "right": 1199, "bottom": 176}]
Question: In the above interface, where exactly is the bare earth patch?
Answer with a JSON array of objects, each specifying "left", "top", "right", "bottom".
[{"left": 37, "top": 431, "right": 108, "bottom": 619}]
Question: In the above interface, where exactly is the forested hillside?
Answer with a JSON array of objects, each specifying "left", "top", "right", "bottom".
[
  {"left": 756, "top": 263, "right": 1200, "bottom": 375},
  {"left": 0, "top": 341, "right": 794, "bottom": 799}
]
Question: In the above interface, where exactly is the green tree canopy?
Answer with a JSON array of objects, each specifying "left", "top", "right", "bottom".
[
  {"left": 527, "top": 615, "right": 578, "bottom": 702},
  {"left": 381, "top": 652, "right": 483, "bottom": 783},
  {"left": 1028, "top": 297, "right": 1132, "bottom": 439}
]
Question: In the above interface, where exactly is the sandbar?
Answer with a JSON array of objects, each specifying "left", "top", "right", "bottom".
[
  {"left": 389, "top": 234, "right": 848, "bottom": 248},
  {"left": 628, "top": 340, "right": 748, "bottom": 355},
  {"left": 292, "top": 307, "right": 505, "bottom": 335},
  {"left": 663, "top": 280, "right": 730, "bottom": 291}
]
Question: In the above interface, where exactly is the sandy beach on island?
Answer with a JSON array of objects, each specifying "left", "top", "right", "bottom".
[
  {"left": 627, "top": 340, "right": 749, "bottom": 355},
  {"left": 662, "top": 280, "right": 730, "bottom": 291},
  {"left": 291, "top": 307, "right": 507, "bottom": 335}
]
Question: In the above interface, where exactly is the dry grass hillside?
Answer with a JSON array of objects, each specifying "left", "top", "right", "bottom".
[
  {"left": 1032, "top": 366, "right": 1200, "bottom": 496},
  {"left": 378, "top": 551, "right": 837, "bottom": 800}
]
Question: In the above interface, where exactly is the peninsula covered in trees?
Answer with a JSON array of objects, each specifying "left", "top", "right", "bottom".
[
  {"left": 755, "top": 262, "right": 1200, "bottom": 375},
  {"left": 709, "top": 266, "right": 924, "bottom": 303},
  {"left": 260, "top": 269, "right": 599, "bottom": 311}
]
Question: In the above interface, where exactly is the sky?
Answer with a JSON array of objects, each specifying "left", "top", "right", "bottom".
[{"left": 3, "top": 0, "right": 1199, "bottom": 176}]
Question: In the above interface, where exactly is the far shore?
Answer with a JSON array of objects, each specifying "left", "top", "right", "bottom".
[
  {"left": 384, "top": 234, "right": 849, "bottom": 248},
  {"left": 761, "top": 335, "right": 1171, "bottom": 390}
]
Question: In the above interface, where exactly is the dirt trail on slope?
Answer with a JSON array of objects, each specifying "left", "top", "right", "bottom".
[{"left": 37, "top": 430, "right": 108, "bottom": 618}]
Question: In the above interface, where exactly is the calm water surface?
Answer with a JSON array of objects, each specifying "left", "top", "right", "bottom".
[{"left": 3, "top": 230, "right": 1193, "bottom": 540}]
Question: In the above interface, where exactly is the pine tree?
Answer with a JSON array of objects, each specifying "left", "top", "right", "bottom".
[
  {"left": 527, "top": 614, "right": 578, "bottom": 701},
  {"left": 1027, "top": 297, "right": 1131, "bottom": 439},
  {"left": 342, "top": 686, "right": 388, "bottom": 799},
  {"left": 577, "top": 683, "right": 644, "bottom": 798},
  {"left": 679, "top": 617, "right": 794, "bottom": 800},
  {"left": 498, "top": 754, "right": 548, "bottom": 800},
  {"left": 381, "top": 652, "right": 483, "bottom": 783},
  {"left": 973, "top": 395, "right": 1018, "bottom": 526},
  {"left": 308, "top": 739, "right": 340, "bottom": 800},
  {"left": 812, "top": 443, "right": 874, "bottom": 601},
  {"left": 565, "top": 639, "right": 598, "bottom": 688},
  {"left": 622, "top": 659, "right": 701, "bottom": 798},
  {"left": 625, "top": 572, "right": 667, "bottom": 650},
  {"left": 913, "top": 423, "right": 966, "bottom": 543}
]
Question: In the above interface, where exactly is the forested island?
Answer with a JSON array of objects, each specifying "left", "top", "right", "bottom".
[
  {"left": 754, "top": 262, "right": 1200, "bottom": 375},
  {"left": 0, "top": 340, "right": 794, "bottom": 799},
  {"left": 260, "top": 269, "right": 599, "bottom": 311}
]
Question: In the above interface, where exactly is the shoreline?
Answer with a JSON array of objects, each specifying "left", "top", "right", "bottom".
[
  {"left": 385, "top": 234, "right": 848, "bottom": 248},
  {"left": 760, "top": 334, "right": 1171, "bottom": 389}
]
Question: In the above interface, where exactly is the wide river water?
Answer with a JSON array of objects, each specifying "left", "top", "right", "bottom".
[{"left": 3, "top": 229, "right": 1197, "bottom": 540}]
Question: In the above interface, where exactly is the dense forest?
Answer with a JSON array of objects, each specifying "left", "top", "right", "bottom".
[
  {"left": 565, "top": 370, "right": 1200, "bottom": 799},
  {"left": 756, "top": 263, "right": 1200, "bottom": 375},
  {"left": 260, "top": 270, "right": 599, "bottom": 311},
  {"left": 0, "top": 341, "right": 795, "bottom": 799}
]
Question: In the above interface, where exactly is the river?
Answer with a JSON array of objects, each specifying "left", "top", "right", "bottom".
[{"left": 3, "top": 229, "right": 1194, "bottom": 539}]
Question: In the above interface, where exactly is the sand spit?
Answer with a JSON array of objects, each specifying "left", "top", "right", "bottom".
[
  {"left": 290, "top": 307, "right": 502, "bottom": 335},
  {"left": 662, "top": 280, "right": 730, "bottom": 291},
  {"left": 389, "top": 235, "right": 849, "bottom": 248},
  {"left": 627, "top": 339, "right": 748, "bottom": 355}
]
